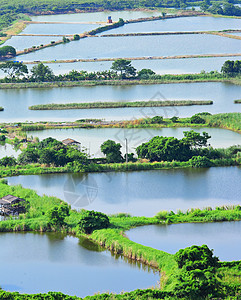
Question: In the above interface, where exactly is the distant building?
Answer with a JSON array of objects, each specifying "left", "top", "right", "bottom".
[
  {"left": 62, "top": 138, "right": 81, "bottom": 150},
  {"left": 107, "top": 16, "right": 113, "bottom": 23},
  {"left": 0, "top": 195, "right": 26, "bottom": 216}
]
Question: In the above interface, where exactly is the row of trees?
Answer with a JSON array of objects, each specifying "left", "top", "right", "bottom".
[
  {"left": 136, "top": 130, "right": 211, "bottom": 162},
  {"left": 0, "top": 59, "right": 229, "bottom": 83},
  {"left": 0, "top": 60, "right": 142, "bottom": 82},
  {"left": 0, "top": 137, "right": 88, "bottom": 169},
  {"left": 221, "top": 60, "right": 241, "bottom": 77}
]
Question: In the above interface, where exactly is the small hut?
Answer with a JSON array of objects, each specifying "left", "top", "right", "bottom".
[
  {"left": 107, "top": 16, "right": 113, "bottom": 23},
  {"left": 62, "top": 138, "right": 81, "bottom": 150},
  {"left": 0, "top": 195, "right": 26, "bottom": 216}
]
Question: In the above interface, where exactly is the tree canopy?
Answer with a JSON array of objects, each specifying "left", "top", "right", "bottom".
[
  {"left": 100, "top": 140, "right": 123, "bottom": 163},
  {"left": 111, "top": 59, "right": 136, "bottom": 79}
]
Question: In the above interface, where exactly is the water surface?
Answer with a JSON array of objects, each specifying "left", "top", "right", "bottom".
[
  {"left": 5, "top": 56, "right": 240, "bottom": 77},
  {"left": 7, "top": 167, "right": 241, "bottom": 216},
  {"left": 0, "top": 143, "right": 20, "bottom": 159},
  {"left": 10, "top": 34, "right": 241, "bottom": 61},
  {"left": 127, "top": 222, "right": 241, "bottom": 261},
  {"left": 26, "top": 127, "right": 241, "bottom": 157},
  {"left": 0, "top": 232, "right": 159, "bottom": 296},
  {"left": 0, "top": 82, "right": 240, "bottom": 122},
  {"left": 31, "top": 10, "right": 164, "bottom": 23},
  {"left": 100, "top": 16, "right": 241, "bottom": 34}
]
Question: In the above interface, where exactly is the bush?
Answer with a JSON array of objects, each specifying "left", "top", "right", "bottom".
[
  {"left": 73, "top": 34, "right": 80, "bottom": 40},
  {"left": 0, "top": 134, "right": 6, "bottom": 141},
  {"left": 78, "top": 210, "right": 110, "bottom": 234},
  {"left": 189, "top": 156, "right": 213, "bottom": 168},
  {"left": 190, "top": 114, "right": 205, "bottom": 124}
]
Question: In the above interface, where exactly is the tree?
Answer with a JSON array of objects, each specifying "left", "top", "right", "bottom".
[
  {"left": 0, "top": 134, "right": 6, "bottom": 141},
  {"left": 136, "top": 136, "right": 192, "bottom": 162},
  {"left": 221, "top": 60, "right": 235, "bottom": 76},
  {"left": 150, "top": 116, "right": 163, "bottom": 124},
  {"left": 183, "top": 130, "right": 211, "bottom": 148},
  {"left": 18, "top": 149, "right": 39, "bottom": 164},
  {"left": 170, "top": 116, "right": 179, "bottom": 123},
  {"left": 0, "top": 46, "right": 16, "bottom": 58},
  {"left": 31, "top": 63, "right": 54, "bottom": 82},
  {"left": 111, "top": 59, "right": 136, "bottom": 79},
  {"left": 137, "top": 68, "right": 155, "bottom": 79},
  {"left": 0, "top": 61, "right": 28, "bottom": 80},
  {"left": 78, "top": 210, "right": 110, "bottom": 234},
  {"left": 0, "top": 156, "right": 16, "bottom": 167},
  {"left": 100, "top": 140, "right": 123, "bottom": 163},
  {"left": 47, "top": 203, "right": 70, "bottom": 227},
  {"left": 173, "top": 245, "right": 220, "bottom": 299}
]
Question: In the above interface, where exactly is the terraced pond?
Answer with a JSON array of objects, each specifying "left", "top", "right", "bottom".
[
  {"left": 127, "top": 221, "right": 241, "bottom": 261},
  {"left": 7, "top": 167, "right": 241, "bottom": 216},
  {"left": 0, "top": 232, "right": 159, "bottom": 297},
  {"left": 0, "top": 82, "right": 241, "bottom": 122},
  {"left": 26, "top": 127, "right": 241, "bottom": 157}
]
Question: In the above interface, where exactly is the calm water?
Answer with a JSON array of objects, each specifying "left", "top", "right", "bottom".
[
  {"left": 26, "top": 127, "right": 241, "bottom": 157},
  {"left": 7, "top": 167, "right": 241, "bottom": 216},
  {"left": 0, "top": 82, "right": 240, "bottom": 122},
  {"left": 9, "top": 34, "right": 241, "bottom": 61},
  {"left": 0, "top": 232, "right": 159, "bottom": 296},
  {"left": 127, "top": 222, "right": 241, "bottom": 261},
  {"left": 31, "top": 10, "right": 164, "bottom": 22},
  {"left": 21, "top": 23, "right": 101, "bottom": 35},
  {"left": 0, "top": 143, "right": 20, "bottom": 158},
  {"left": 100, "top": 16, "right": 241, "bottom": 34},
  {"left": 5, "top": 56, "right": 240, "bottom": 77}
]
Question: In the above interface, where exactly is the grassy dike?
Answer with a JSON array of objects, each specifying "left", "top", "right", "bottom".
[
  {"left": 0, "top": 157, "right": 238, "bottom": 179},
  {"left": 0, "top": 180, "right": 241, "bottom": 299},
  {"left": 28, "top": 100, "right": 213, "bottom": 110},
  {"left": 18, "top": 113, "right": 241, "bottom": 134}
]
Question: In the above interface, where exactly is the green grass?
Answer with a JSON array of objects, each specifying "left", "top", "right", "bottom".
[{"left": 28, "top": 100, "right": 213, "bottom": 110}]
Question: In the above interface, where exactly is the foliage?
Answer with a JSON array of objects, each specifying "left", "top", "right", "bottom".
[
  {"left": 47, "top": 203, "right": 70, "bottom": 226},
  {"left": 221, "top": 60, "right": 241, "bottom": 77},
  {"left": 73, "top": 34, "right": 80, "bottom": 40},
  {"left": 183, "top": 130, "right": 211, "bottom": 148},
  {"left": 189, "top": 155, "right": 213, "bottom": 168},
  {"left": 136, "top": 136, "right": 192, "bottom": 162},
  {"left": 100, "top": 140, "right": 123, "bottom": 163},
  {"left": 18, "top": 137, "right": 88, "bottom": 167},
  {"left": 0, "top": 61, "right": 28, "bottom": 79},
  {"left": 111, "top": 59, "right": 136, "bottom": 79},
  {"left": 173, "top": 245, "right": 221, "bottom": 299},
  {"left": 0, "top": 45, "right": 16, "bottom": 57},
  {"left": 0, "top": 134, "right": 6, "bottom": 141},
  {"left": 0, "top": 156, "right": 17, "bottom": 167},
  {"left": 31, "top": 63, "right": 54, "bottom": 82},
  {"left": 78, "top": 210, "right": 110, "bottom": 234},
  {"left": 190, "top": 114, "right": 205, "bottom": 124}
]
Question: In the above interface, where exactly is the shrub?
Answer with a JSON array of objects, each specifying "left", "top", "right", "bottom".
[
  {"left": 190, "top": 114, "right": 205, "bottom": 124},
  {"left": 73, "top": 34, "right": 80, "bottom": 40},
  {"left": 189, "top": 156, "right": 213, "bottom": 168},
  {"left": 78, "top": 210, "right": 110, "bottom": 234},
  {"left": 0, "top": 134, "right": 6, "bottom": 141}
]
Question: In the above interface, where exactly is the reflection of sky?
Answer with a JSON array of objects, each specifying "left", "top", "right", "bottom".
[
  {"left": 26, "top": 127, "right": 241, "bottom": 157},
  {"left": 7, "top": 167, "right": 241, "bottom": 216},
  {"left": 0, "top": 232, "right": 159, "bottom": 297},
  {"left": 9, "top": 34, "right": 241, "bottom": 61},
  {"left": 0, "top": 82, "right": 241, "bottom": 122},
  {"left": 127, "top": 222, "right": 241, "bottom": 261}
]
